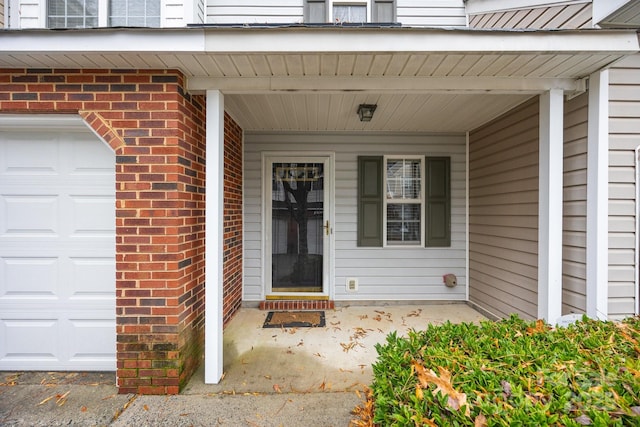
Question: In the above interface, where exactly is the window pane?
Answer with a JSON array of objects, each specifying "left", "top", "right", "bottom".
[
  {"left": 334, "top": 5, "right": 366, "bottom": 23},
  {"left": 48, "top": 0, "right": 98, "bottom": 28},
  {"left": 387, "top": 204, "right": 420, "bottom": 244},
  {"left": 110, "top": 0, "right": 160, "bottom": 27},
  {"left": 386, "top": 158, "right": 421, "bottom": 199}
]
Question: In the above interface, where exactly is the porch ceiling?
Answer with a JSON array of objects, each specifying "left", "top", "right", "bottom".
[{"left": 1, "top": 26, "right": 638, "bottom": 132}]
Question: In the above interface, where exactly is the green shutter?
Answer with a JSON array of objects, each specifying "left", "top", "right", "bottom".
[
  {"left": 425, "top": 157, "right": 451, "bottom": 247},
  {"left": 357, "top": 156, "right": 383, "bottom": 247}
]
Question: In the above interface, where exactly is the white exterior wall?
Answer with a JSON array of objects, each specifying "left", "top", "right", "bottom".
[
  {"left": 207, "top": 0, "right": 303, "bottom": 24},
  {"left": 243, "top": 132, "right": 467, "bottom": 302},
  {"left": 608, "top": 54, "right": 640, "bottom": 318},
  {"left": 397, "top": 0, "right": 466, "bottom": 27},
  {"left": 206, "top": 0, "right": 466, "bottom": 27}
]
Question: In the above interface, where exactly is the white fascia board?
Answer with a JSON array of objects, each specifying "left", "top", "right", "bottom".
[
  {"left": 465, "top": 0, "right": 589, "bottom": 15},
  {"left": 187, "top": 76, "right": 581, "bottom": 93},
  {"left": 0, "top": 28, "right": 638, "bottom": 56},
  {"left": 0, "top": 28, "right": 206, "bottom": 53},
  {"left": 202, "top": 28, "right": 639, "bottom": 54}
]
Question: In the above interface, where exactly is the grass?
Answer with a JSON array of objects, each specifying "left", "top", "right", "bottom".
[{"left": 351, "top": 315, "right": 640, "bottom": 426}]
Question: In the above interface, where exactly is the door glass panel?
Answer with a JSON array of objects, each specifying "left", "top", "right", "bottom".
[{"left": 271, "top": 162, "right": 324, "bottom": 292}]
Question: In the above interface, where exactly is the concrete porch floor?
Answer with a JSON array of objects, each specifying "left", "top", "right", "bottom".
[{"left": 184, "top": 303, "right": 487, "bottom": 395}]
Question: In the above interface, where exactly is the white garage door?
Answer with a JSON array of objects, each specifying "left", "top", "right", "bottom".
[{"left": 0, "top": 115, "right": 116, "bottom": 371}]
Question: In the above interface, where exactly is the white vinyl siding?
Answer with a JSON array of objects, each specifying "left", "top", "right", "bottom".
[
  {"left": 469, "top": 3, "right": 592, "bottom": 30},
  {"left": 207, "top": 0, "right": 303, "bottom": 24},
  {"left": 469, "top": 97, "right": 539, "bottom": 320},
  {"left": 244, "top": 133, "right": 466, "bottom": 302},
  {"left": 397, "top": 0, "right": 465, "bottom": 27},
  {"left": 563, "top": 92, "right": 588, "bottom": 315},
  {"left": 608, "top": 54, "right": 640, "bottom": 317},
  {"left": 205, "top": 0, "right": 465, "bottom": 27}
]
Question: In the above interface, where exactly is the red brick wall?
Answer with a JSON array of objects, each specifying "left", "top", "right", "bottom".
[
  {"left": 223, "top": 113, "right": 243, "bottom": 327},
  {"left": 0, "top": 68, "right": 213, "bottom": 395}
]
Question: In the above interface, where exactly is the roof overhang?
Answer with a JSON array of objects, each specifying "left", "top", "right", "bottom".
[{"left": 1, "top": 26, "right": 638, "bottom": 132}]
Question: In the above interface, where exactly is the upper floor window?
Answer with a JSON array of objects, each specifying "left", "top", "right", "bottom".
[
  {"left": 305, "top": 0, "right": 396, "bottom": 24},
  {"left": 48, "top": 0, "right": 98, "bottom": 28},
  {"left": 334, "top": 3, "right": 367, "bottom": 23},
  {"left": 47, "top": 0, "right": 161, "bottom": 28},
  {"left": 109, "top": 0, "right": 160, "bottom": 27}
]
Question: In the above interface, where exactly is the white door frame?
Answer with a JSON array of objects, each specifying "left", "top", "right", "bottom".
[{"left": 262, "top": 152, "right": 335, "bottom": 299}]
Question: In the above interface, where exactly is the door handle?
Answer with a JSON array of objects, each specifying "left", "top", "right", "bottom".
[{"left": 324, "top": 220, "right": 330, "bottom": 236}]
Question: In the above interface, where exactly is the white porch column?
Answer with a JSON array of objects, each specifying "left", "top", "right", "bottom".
[
  {"left": 538, "top": 89, "right": 564, "bottom": 323},
  {"left": 205, "top": 90, "right": 225, "bottom": 384},
  {"left": 587, "top": 70, "right": 609, "bottom": 320}
]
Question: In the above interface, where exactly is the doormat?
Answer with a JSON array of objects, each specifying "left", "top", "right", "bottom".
[{"left": 263, "top": 311, "right": 326, "bottom": 328}]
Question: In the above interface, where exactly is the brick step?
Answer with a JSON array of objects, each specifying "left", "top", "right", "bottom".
[{"left": 259, "top": 300, "right": 335, "bottom": 311}]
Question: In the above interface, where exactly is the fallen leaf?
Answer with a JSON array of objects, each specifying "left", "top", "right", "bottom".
[
  {"left": 273, "top": 384, "right": 282, "bottom": 393},
  {"left": 575, "top": 414, "right": 592, "bottom": 425},
  {"left": 474, "top": 413, "right": 488, "bottom": 427},
  {"left": 143, "top": 404, "right": 149, "bottom": 411},
  {"left": 501, "top": 380, "right": 512, "bottom": 398},
  {"left": 81, "top": 406, "right": 87, "bottom": 412},
  {"left": 526, "top": 319, "right": 547, "bottom": 335},
  {"left": 413, "top": 361, "right": 470, "bottom": 416}
]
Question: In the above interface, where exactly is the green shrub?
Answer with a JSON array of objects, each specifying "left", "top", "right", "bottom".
[{"left": 361, "top": 315, "right": 640, "bottom": 426}]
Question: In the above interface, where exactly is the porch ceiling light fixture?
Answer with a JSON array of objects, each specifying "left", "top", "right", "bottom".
[{"left": 357, "top": 104, "right": 377, "bottom": 122}]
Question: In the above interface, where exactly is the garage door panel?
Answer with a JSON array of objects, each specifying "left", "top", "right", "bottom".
[
  {"left": 1, "top": 195, "right": 59, "bottom": 235},
  {"left": 71, "top": 196, "right": 116, "bottom": 236},
  {"left": 0, "top": 121, "right": 116, "bottom": 371},
  {"left": 0, "top": 318, "right": 60, "bottom": 361},
  {"left": 69, "top": 257, "right": 115, "bottom": 297},
  {"left": 0, "top": 134, "right": 60, "bottom": 175},
  {"left": 1, "top": 256, "right": 59, "bottom": 298},
  {"left": 68, "top": 317, "right": 116, "bottom": 362},
  {"left": 70, "top": 137, "right": 116, "bottom": 173}
]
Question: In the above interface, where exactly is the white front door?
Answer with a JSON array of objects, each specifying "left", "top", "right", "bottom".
[
  {"left": 0, "top": 116, "right": 116, "bottom": 371},
  {"left": 265, "top": 155, "right": 333, "bottom": 297}
]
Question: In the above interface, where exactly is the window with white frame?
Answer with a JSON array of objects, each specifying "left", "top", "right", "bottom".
[
  {"left": 384, "top": 156, "right": 424, "bottom": 246},
  {"left": 305, "top": 0, "right": 395, "bottom": 23},
  {"left": 333, "top": 2, "right": 367, "bottom": 23},
  {"left": 109, "top": 0, "right": 160, "bottom": 27},
  {"left": 48, "top": 0, "right": 98, "bottom": 28},
  {"left": 47, "top": 0, "right": 161, "bottom": 28}
]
